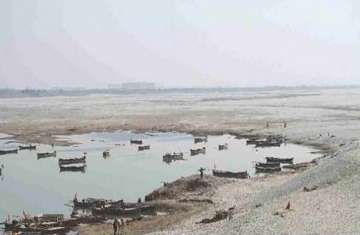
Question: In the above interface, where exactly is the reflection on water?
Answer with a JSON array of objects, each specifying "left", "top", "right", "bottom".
[{"left": 0, "top": 131, "right": 320, "bottom": 221}]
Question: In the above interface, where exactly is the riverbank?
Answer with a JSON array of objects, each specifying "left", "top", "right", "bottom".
[{"left": 1, "top": 87, "right": 360, "bottom": 234}]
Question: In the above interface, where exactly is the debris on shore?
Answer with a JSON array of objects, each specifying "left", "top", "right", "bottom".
[{"left": 197, "top": 207, "right": 235, "bottom": 224}]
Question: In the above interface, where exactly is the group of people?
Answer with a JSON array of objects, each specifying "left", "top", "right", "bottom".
[{"left": 113, "top": 217, "right": 125, "bottom": 235}]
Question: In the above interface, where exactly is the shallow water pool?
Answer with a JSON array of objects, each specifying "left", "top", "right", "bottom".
[{"left": 0, "top": 131, "right": 320, "bottom": 221}]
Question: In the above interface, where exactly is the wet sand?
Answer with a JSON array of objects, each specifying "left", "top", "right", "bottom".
[{"left": 1, "top": 87, "right": 360, "bottom": 234}]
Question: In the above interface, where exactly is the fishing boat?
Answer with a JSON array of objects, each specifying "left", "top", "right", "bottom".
[
  {"left": 255, "top": 141, "right": 281, "bottom": 148},
  {"left": 163, "top": 152, "right": 184, "bottom": 163},
  {"left": 58, "top": 156, "right": 86, "bottom": 165},
  {"left": 73, "top": 197, "right": 109, "bottom": 209},
  {"left": 194, "top": 137, "right": 207, "bottom": 144},
  {"left": 92, "top": 204, "right": 156, "bottom": 216},
  {"left": 130, "top": 139, "right": 143, "bottom": 145},
  {"left": 37, "top": 151, "right": 56, "bottom": 159},
  {"left": 255, "top": 162, "right": 281, "bottom": 168},
  {"left": 246, "top": 138, "right": 261, "bottom": 145},
  {"left": 190, "top": 147, "right": 206, "bottom": 156},
  {"left": 255, "top": 166, "right": 281, "bottom": 173},
  {"left": 3, "top": 213, "right": 104, "bottom": 234},
  {"left": 212, "top": 170, "right": 249, "bottom": 179},
  {"left": 0, "top": 149, "right": 18, "bottom": 155},
  {"left": 282, "top": 162, "right": 312, "bottom": 170},
  {"left": 59, "top": 164, "right": 86, "bottom": 173},
  {"left": 4, "top": 224, "right": 69, "bottom": 234},
  {"left": 265, "top": 157, "right": 294, "bottom": 164},
  {"left": 138, "top": 145, "right": 150, "bottom": 151},
  {"left": 218, "top": 144, "right": 228, "bottom": 151},
  {"left": 74, "top": 197, "right": 142, "bottom": 210},
  {"left": 18, "top": 145, "right": 36, "bottom": 150}
]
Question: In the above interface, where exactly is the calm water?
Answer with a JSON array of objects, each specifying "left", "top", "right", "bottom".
[{"left": 0, "top": 131, "right": 320, "bottom": 221}]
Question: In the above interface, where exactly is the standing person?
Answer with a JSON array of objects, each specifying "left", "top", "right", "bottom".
[
  {"left": 113, "top": 217, "right": 118, "bottom": 235},
  {"left": 199, "top": 167, "right": 205, "bottom": 179},
  {"left": 118, "top": 218, "right": 125, "bottom": 235}
]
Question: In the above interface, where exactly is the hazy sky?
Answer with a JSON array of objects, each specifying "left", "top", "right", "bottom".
[{"left": 0, "top": 0, "right": 359, "bottom": 88}]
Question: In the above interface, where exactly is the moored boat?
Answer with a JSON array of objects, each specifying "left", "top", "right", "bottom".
[
  {"left": 3, "top": 213, "right": 104, "bottom": 234},
  {"left": 37, "top": 151, "right": 57, "bottom": 159},
  {"left": 282, "top": 162, "right": 313, "bottom": 170},
  {"left": 266, "top": 157, "right": 293, "bottom": 164},
  {"left": 194, "top": 137, "right": 207, "bottom": 144},
  {"left": 255, "top": 165, "right": 281, "bottom": 173},
  {"left": 255, "top": 162, "right": 281, "bottom": 168},
  {"left": 246, "top": 138, "right": 261, "bottom": 145},
  {"left": 73, "top": 197, "right": 144, "bottom": 210},
  {"left": 255, "top": 141, "right": 281, "bottom": 148},
  {"left": 92, "top": 204, "right": 156, "bottom": 217},
  {"left": 59, "top": 164, "right": 86, "bottom": 173},
  {"left": 58, "top": 156, "right": 86, "bottom": 165},
  {"left": 0, "top": 149, "right": 18, "bottom": 155},
  {"left": 163, "top": 152, "right": 184, "bottom": 163},
  {"left": 73, "top": 197, "right": 109, "bottom": 209},
  {"left": 212, "top": 169, "right": 249, "bottom": 179},
  {"left": 130, "top": 139, "right": 143, "bottom": 145},
  {"left": 218, "top": 144, "right": 228, "bottom": 151},
  {"left": 138, "top": 145, "right": 150, "bottom": 151},
  {"left": 190, "top": 147, "right": 206, "bottom": 156},
  {"left": 19, "top": 145, "right": 36, "bottom": 150}
]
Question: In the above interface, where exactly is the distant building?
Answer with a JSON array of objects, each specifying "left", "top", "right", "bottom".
[{"left": 108, "top": 82, "right": 156, "bottom": 90}]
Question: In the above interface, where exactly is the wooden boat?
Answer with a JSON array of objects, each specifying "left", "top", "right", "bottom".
[
  {"left": 246, "top": 138, "right": 261, "bottom": 145},
  {"left": 4, "top": 214, "right": 104, "bottom": 234},
  {"left": 213, "top": 170, "right": 249, "bottom": 179},
  {"left": 255, "top": 166, "right": 281, "bottom": 173},
  {"left": 130, "top": 139, "right": 143, "bottom": 145},
  {"left": 138, "top": 145, "right": 150, "bottom": 151},
  {"left": 59, "top": 164, "right": 86, "bottom": 173},
  {"left": 4, "top": 213, "right": 65, "bottom": 232},
  {"left": 37, "top": 151, "right": 56, "bottom": 159},
  {"left": 190, "top": 147, "right": 206, "bottom": 156},
  {"left": 0, "top": 149, "right": 18, "bottom": 155},
  {"left": 218, "top": 144, "right": 228, "bottom": 151},
  {"left": 255, "top": 162, "right": 281, "bottom": 168},
  {"left": 74, "top": 197, "right": 142, "bottom": 210},
  {"left": 255, "top": 141, "right": 281, "bottom": 148},
  {"left": 58, "top": 156, "right": 86, "bottom": 165},
  {"left": 282, "top": 162, "right": 312, "bottom": 170},
  {"left": 103, "top": 151, "right": 110, "bottom": 158},
  {"left": 267, "top": 135, "right": 285, "bottom": 143},
  {"left": 19, "top": 144, "right": 36, "bottom": 150},
  {"left": 4, "top": 224, "right": 69, "bottom": 234},
  {"left": 92, "top": 204, "right": 156, "bottom": 216},
  {"left": 266, "top": 157, "right": 294, "bottom": 164},
  {"left": 194, "top": 137, "right": 207, "bottom": 144},
  {"left": 73, "top": 197, "right": 109, "bottom": 209},
  {"left": 163, "top": 152, "right": 184, "bottom": 163}
]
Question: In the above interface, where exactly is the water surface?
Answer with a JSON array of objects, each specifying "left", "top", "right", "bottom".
[{"left": 0, "top": 131, "right": 320, "bottom": 221}]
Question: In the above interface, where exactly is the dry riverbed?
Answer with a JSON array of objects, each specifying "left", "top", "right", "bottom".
[{"left": 1, "top": 87, "right": 360, "bottom": 234}]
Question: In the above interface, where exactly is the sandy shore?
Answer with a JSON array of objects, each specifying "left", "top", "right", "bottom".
[{"left": 1, "top": 87, "right": 360, "bottom": 234}]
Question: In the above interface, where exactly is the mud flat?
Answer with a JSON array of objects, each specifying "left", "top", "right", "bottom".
[{"left": 1, "top": 87, "right": 360, "bottom": 234}]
